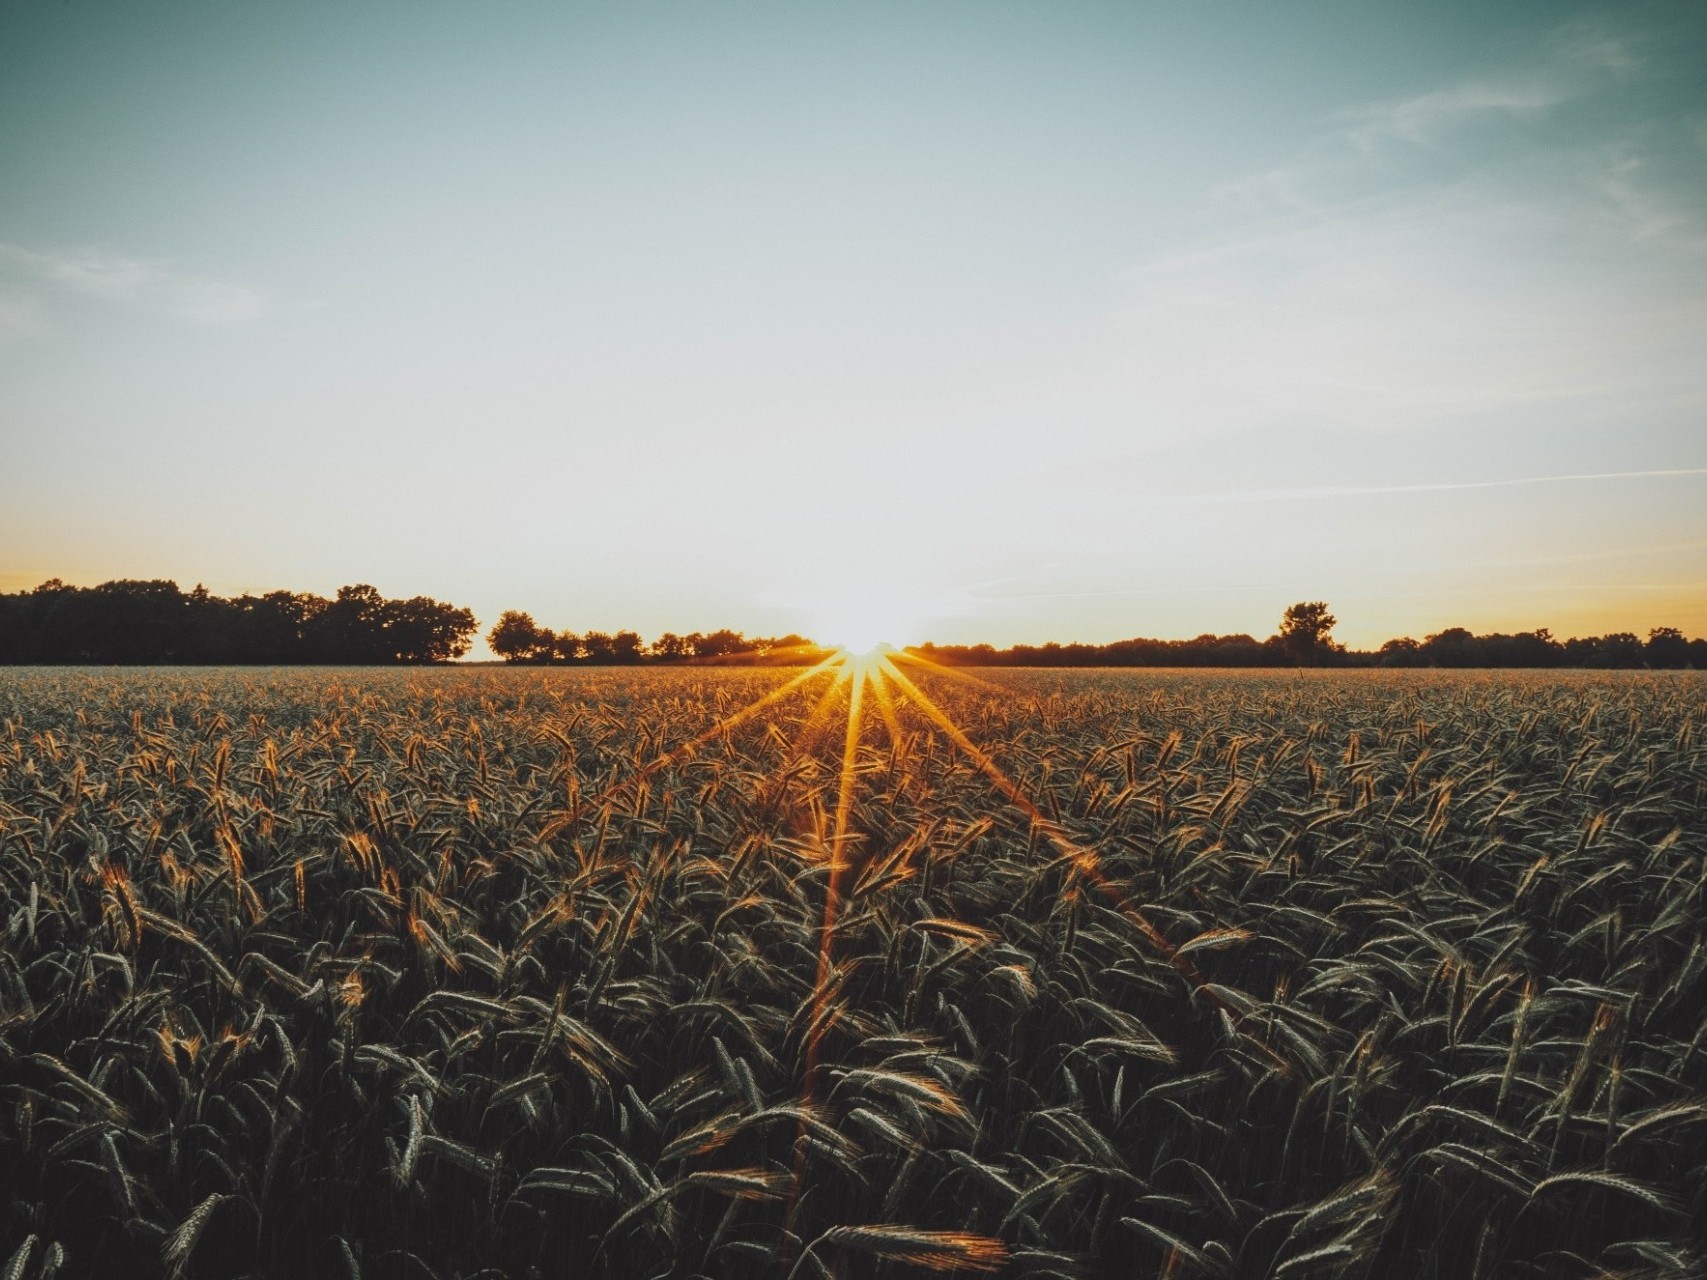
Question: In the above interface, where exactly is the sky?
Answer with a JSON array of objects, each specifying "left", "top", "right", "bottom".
[{"left": 2, "top": 0, "right": 1704, "bottom": 655}]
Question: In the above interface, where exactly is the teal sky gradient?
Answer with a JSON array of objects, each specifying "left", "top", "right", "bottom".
[{"left": 3, "top": 1, "right": 1704, "bottom": 652}]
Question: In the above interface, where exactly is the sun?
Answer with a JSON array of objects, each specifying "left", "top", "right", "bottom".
[
  {"left": 833, "top": 633, "right": 899, "bottom": 660},
  {"left": 806, "top": 607, "right": 916, "bottom": 658}
]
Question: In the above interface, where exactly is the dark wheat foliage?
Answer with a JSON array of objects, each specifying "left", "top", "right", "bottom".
[{"left": 0, "top": 665, "right": 1704, "bottom": 1278}]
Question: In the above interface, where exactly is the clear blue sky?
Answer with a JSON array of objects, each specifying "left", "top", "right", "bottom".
[{"left": 3, "top": 1, "right": 1704, "bottom": 652}]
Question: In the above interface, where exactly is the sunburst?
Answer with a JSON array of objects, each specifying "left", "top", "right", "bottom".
[{"left": 561, "top": 640, "right": 1295, "bottom": 1262}]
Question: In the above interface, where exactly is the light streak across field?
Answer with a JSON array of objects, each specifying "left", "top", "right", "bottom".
[
  {"left": 564, "top": 643, "right": 1303, "bottom": 1261},
  {"left": 563, "top": 653, "right": 842, "bottom": 820},
  {"left": 782, "top": 655, "right": 868, "bottom": 1256},
  {"left": 625, "top": 645, "right": 1297, "bottom": 1056}
]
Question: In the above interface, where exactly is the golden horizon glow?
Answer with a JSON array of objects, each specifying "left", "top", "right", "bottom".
[
  {"left": 811, "top": 620, "right": 912, "bottom": 654},
  {"left": 828, "top": 640, "right": 897, "bottom": 663}
]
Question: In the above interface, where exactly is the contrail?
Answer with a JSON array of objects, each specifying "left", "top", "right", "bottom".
[{"left": 1157, "top": 466, "right": 1707, "bottom": 505}]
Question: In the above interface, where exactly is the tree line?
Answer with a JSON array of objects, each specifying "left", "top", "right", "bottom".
[
  {"left": 486, "top": 610, "right": 812, "bottom": 664},
  {"left": 2, "top": 583, "right": 1702, "bottom": 668},
  {"left": 916, "top": 603, "right": 1707, "bottom": 669},
  {"left": 0, "top": 580, "right": 477, "bottom": 664}
]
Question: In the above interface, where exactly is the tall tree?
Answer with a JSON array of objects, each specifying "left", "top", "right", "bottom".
[
  {"left": 1274, "top": 601, "right": 1339, "bottom": 666},
  {"left": 488, "top": 611, "right": 556, "bottom": 663},
  {"left": 386, "top": 596, "right": 477, "bottom": 662},
  {"left": 308, "top": 585, "right": 390, "bottom": 662}
]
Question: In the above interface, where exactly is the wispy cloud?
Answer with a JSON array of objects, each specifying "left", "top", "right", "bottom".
[
  {"left": 1210, "top": 7, "right": 1696, "bottom": 228},
  {"left": 1110, "top": 9, "right": 1707, "bottom": 447},
  {"left": 0, "top": 242, "right": 266, "bottom": 324},
  {"left": 1337, "top": 13, "right": 1644, "bottom": 152},
  {"left": 1553, "top": 14, "right": 1646, "bottom": 77},
  {"left": 1593, "top": 149, "right": 1706, "bottom": 247}
]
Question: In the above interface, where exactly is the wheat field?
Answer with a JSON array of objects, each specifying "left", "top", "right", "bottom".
[{"left": 1, "top": 665, "right": 1703, "bottom": 1278}]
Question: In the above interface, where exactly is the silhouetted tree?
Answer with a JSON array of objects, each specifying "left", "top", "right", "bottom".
[
  {"left": 1423, "top": 627, "right": 1479, "bottom": 668},
  {"left": 1598, "top": 632, "right": 1645, "bottom": 668},
  {"left": 184, "top": 584, "right": 240, "bottom": 662},
  {"left": 307, "top": 585, "right": 388, "bottom": 663},
  {"left": 579, "top": 631, "right": 614, "bottom": 663},
  {"left": 1502, "top": 629, "right": 1561, "bottom": 667},
  {"left": 1647, "top": 627, "right": 1690, "bottom": 668},
  {"left": 0, "top": 579, "right": 474, "bottom": 664},
  {"left": 41, "top": 580, "right": 187, "bottom": 663},
  {"left": 7, "top": 580, "right": 1705, "bottom": 670},
  {"left": 386, "top": 596, "right": 477, "bottom": 662},
  {"left": 0, "top": 592, "right": 26, "bottom": 663},
  {"left": 1274, "top": 602, "right": 1340, "bottom": 666},
  {"left": 489, "top": 611, "right": 556, "bottom": 663},
  {"left": 234, "top": 591, "right": 326, "bottom": 663},
  {"left": 911, "top": 620, "right": 1707, "bottom": 670},
  {"left": 1379, "top": 637, "right": 1426, "bottom": 667},
  {"left": 695, "top": 629, "right": 750, "bottom": 658}
]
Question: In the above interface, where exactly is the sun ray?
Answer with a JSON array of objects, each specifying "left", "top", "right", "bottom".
[
  {"left": 866, "top": 659, "right": 906, "bottom": 750},
  {"left": 784, "top": 668, "right": 855, "bottom": 762},
  {"left": 782, "top": 652, "right": 868, "bottom": 1258},
  {"left": 670, "top": 640, "right": 832, "bottom": 667},
  {"left": 564, "top": 654, "right": 842, "bottom": 821},
  {"left": 821, "top": 659, "right": 867, "bottom": 968},
  {"left": 886, "top": 646, "right": 1013, "bottom": 696},
  {"left": 758, "top": 640, "right": 837, "bottom": 664},
  {"left": 753, "top": 662, "right": 864, "bottom": 841}
]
